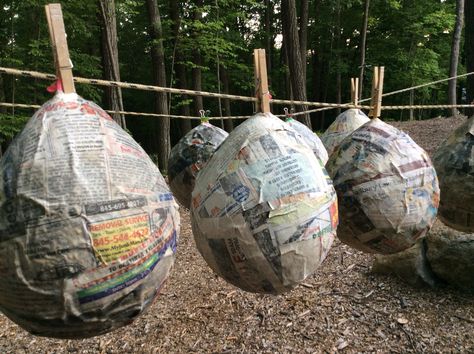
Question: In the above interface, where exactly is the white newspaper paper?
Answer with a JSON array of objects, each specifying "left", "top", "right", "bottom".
[
  {"left": 326, "top": 118, "right": 439, "bottom": 254},
  {"left": 191, "top": 113, "right": 338, "bottom": 294},
  {"left": 0, "top": 92, "right": 180, "bottom": 338},
  {"left": 321, "top": 109, "right": 370, "bottom": 158},
  {"left": 168, "top": 122, "right": 228, "bottom": 207},
  {"left": 285, "top": 118, "right": 329, "bottom": 164}
]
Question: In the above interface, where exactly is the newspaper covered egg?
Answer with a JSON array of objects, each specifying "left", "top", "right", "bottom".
[
  {"left": 285, "top": 117, "right": 329, "bottom": 164},
  {"left": 0, "top": 92, "right": 180, "bottom": 339},
  {"left": 321, "top": 109, "right": 370, "bottom": 158},
  {"left": 168, "top": 122, "right": 228, "bottom": 208},
  {"left": 326, "top": 118, "right": 439, "bottom": 255},
  {"left": 191, "top": 113, "right": 338, "bottom": 294},
  {"left": 433, "top": 116, "right": 474, "bottom": 232}
]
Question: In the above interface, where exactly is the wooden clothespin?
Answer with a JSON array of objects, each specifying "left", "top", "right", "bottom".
[
  {"left": 45, "top": 3, "right": 75, "bottom": 93},
  {"left": 351, "top": 77, "right": 359, "bottom": 106},
  {"left": 253, "top": 49, "right": 271, "bottom": 113},
  {"left": 369, "top": 66, "right": 384, "bottom": 119}
]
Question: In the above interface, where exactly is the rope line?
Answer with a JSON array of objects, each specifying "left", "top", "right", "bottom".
[
  {"left": 381, "top": 104, "right": 474, "bottom": 110},
  {"left": 0, "top": 67, "right": 258, "bottom": 103},
  {"left": 374, "top": 71, "right": 474, "bottom": 100},
  {"left": 0, "top": 67, "right": 372, "bottom": 110},
  {"left": 0, "top": 102, "right": 240, "bottom": 120},
  {"left": 2, "top": 67, "right": 474, "bottom": 116}
]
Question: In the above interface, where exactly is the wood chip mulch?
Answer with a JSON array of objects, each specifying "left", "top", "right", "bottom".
[{"left": 0, "top": 116, "right": 472, "bottom": 353}]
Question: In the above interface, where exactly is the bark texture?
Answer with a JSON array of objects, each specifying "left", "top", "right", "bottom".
[
  {"left": 448, "top": 0, "right": 464, "bottom": 117},
  {"left": 281, "top": 0, "right": 311, "bottom": 128},
  {"left": 99, "top": 0, "right": 126, "bottom": 128},
  {"left": 146, "top": 0, "right": 171, "bottom": 171}
]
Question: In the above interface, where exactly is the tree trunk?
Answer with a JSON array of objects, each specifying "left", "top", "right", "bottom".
[
  {"left": 264, "top": 0, "right": 273, "bottom": 76},
  {"left": 448, "top": 0, "right": 464, "bottom": 117},
  {"left": 146, "top": 0, "right": 170, "bottom": 171},
  {"left": 359, "top": 0, "right": 370, "bottom": 100},
  {"left": 281, "top": 0, "right": 311, "bottom": 128},
  {"left": 220, "top": 65, "right": 234, "bottom": 132},
  {"left": 466, "top": 0, "right": 474, "bottom": 115},
  {"left": 282, "top": 41, "right": 293, "bottom": 103},
  {"left": 409, "top": 89, "right": 414, "bottom": 121},
  {"left": 299, "top": 0, "right": 309, "bottom": 80},
  {"left": 192, "top": 0, "right": 204, "bottom": 115},
  {"left": 99, "top": 0, "right": 126, "bottom": 128},
  {"left": 335, "top": 0, "right": 342, "bottom": 115},
  {"left": 169, "top": 0, "right": 192, "bottom": 135}
]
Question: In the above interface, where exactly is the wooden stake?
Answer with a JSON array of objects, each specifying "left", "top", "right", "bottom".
[
  {"left": 351, "top": 77, "right": 359, "bottom": 106},
  {"left": 45, "top": 4, "right": 75, "bottom": 93},
  {"left": 369, "top": 66, "right": 384, "bottom": 119},
  {"left": 253, "top": 48, "right": 271, "bottom": 113}
]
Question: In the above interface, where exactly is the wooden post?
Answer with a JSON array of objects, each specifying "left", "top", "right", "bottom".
[
  {"left": 369, "top": 66, "right": 384, "bottom": 119},
  {"left": 351, "top": 77, "right": 359, "bottom": 106},
  {"left": 45, "top": 3, "right": 75, "bottom": 93},
  {"left": 253, "top": 48, "right": 271, "bottom": 113}
]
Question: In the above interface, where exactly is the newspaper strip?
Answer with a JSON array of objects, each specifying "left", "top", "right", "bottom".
[
  {"left": 433, "top": 116, "right": 474, "bottom": 232},
  {"left": 321, "top": 109, "right": 370, "bottom": 158},
  {"left": 285, "top": 117, "right": 329, "bottom": 164},
  {"left": 0, "top": 92, "right": 180, "bottom": 338},
  {"left": 326, "top": 118, "right": 439, "bottom": 255},
  {"left": 191, "top": 113, "right": 337, "bottom": 294},
  {"left": 168, "top": 122, "right": 228, "bottom": 208}
]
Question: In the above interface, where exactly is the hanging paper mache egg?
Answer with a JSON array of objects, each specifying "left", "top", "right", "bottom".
[
  {"left": 285, "top": 116, "right": 329, "bottom": 165},
  {"left": 0, "top": 92, "right": 180, "bottom": 339},
  {"left": 433, "top": 116, "right": 474, "bottom": 232},
  {"left": 191, "top": 113, "right": 338, "bottom": 294},
  {"left": 168, "top": 122, "right": 228, "bottom": 208},
  {"left": 326, "top": 118, "right": 439, "bottom": 255},
  {"left": 321, "top": 109, "right": 370, "bottom": 158}
]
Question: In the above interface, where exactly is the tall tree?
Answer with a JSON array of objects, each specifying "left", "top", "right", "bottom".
[
  {"left": 146, "top": 0, "right": 170, "bottom": 171},
  {"left": 465, "top": 0, "right": 474, "bottom": 115},
  {"left": 220, "top": 65, "right": 234, "bottom": 132},
  {"left": 299, "top": 0, "right": 309, "bottom": 80},
  {"left": 281, "top": 0, "right": 311, "bottom": 128},
  {"left": 99, "top": 0, "right": 125, "bottom": 128},
  {"left": 448, "top": 0, "right": 464, "bottom": 117},
  {"left": 192, "top": 0, "right": 204, "bottom": 115},
  {"left": 359, "top": 0, "right": 370, "bottom": 100},
  {"left": 264, "top": 0, "right": 273, "bottom": 75},
  {"left": 169, "top": 0, "right": 192, "bottom": 134}
]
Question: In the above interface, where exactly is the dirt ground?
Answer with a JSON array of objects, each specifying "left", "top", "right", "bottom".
[{"left": 0, "top": 116, "right": 473, "bottom": 353}]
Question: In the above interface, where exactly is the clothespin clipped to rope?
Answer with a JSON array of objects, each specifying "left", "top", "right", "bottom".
[
  {"left": 369, "top": 66, "right": 384, "bottom": 119},
  {"left": 284, "top": 107, "right": 294, "bottom": 122},
  {"left": 199, "top": 109, "right": 211, "bottom": 123},
  {"left": 45, "top": 3, "right": 75, "bottom": 94},
  {"left": 253, "top": 48, "right": 271, "bottom": 114}
]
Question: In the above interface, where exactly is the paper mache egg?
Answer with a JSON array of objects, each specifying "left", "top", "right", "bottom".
[
  {"left": 168, "top": 122, "right": 228, "bottom": 207},
  {"left": 321, "top": 109, "right": 370, "bottom": 158},
  {"left": 326, "top": 118, "right": 439, "bottom": 255},
  {"left": 191, "top": 113, "right": 338, "bottom": 294},
  {"left": 0, "top": 92, "right": 180, "bottom": 338},
  {"left": 285, "top": 117, "right": 329, "bottom": 164},
  {"left": 433, "top": 116, "right": 474, "bottom": 232}
]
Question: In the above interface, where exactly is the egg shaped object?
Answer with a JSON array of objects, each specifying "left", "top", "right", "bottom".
[
  {"left": 285, "top": 117, "right": 329, "bottom": 164},
  {"left": 168, "top": 122, "right": 228, "bottom": 207},
  {"left": 321, "top": 109, "right": 370, "bottom": 158},
  {"left": 433, "top": 116, "right": 474, "bottom": 232},
  {"left": 0, "top": 92, "right": 180, "bottom": 338},
  {"left": 191, "top": 113, "right": 338, "bottom": 294},
  {"left": 326, "top": 118, "right": 439, "bottom": 254}
]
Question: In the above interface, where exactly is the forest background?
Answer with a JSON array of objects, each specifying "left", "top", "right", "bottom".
[{"left": 0, "top": 0, "right": 472, "bottom": 171}]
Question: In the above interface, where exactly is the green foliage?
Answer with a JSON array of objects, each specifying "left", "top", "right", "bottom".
[
  {"left": 0, "top": 0, "right": 466, "bottom": 154},
  {"left": 0, "top": 113, "right": 29, "bottom": 144}
]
